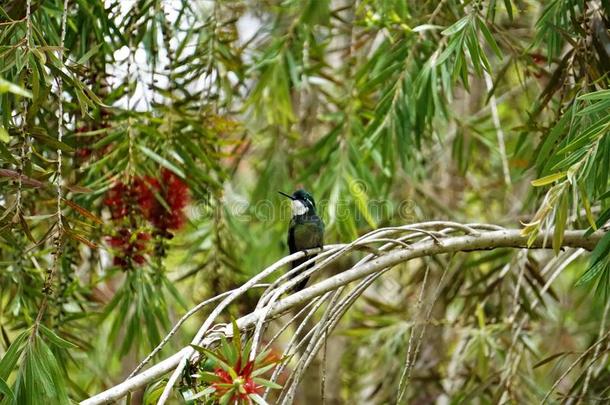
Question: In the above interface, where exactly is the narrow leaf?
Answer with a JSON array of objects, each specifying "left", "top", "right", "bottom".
[
  {"left": 62, "top": 198, "right": 103, "bottom": 225},
  {"left": 0, "top": 78, "right": 32, "bottom": 97},
  {"left": 531, "top": 172, "right": 567, "bottom": 187},
  {"left": 138, "top": 145, "right": 186, "bottom": 179},
  {"left": 39, "top": 325, "right": 78, "bottom": 349}
]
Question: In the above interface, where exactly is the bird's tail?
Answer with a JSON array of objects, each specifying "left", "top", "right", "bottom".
[{"left": 290, "top": 254, "right": 316, "bottom": 292}]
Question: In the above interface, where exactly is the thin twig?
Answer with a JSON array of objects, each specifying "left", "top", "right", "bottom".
[
  {"left": 321, "top": 324, "right": 328, "bottom": 405},
  {"left": 264, "top": 293, "right": 332, "bottom": 399},
  {"left": 31, "top": 0, "right": 69, "bottom": 336},
  {"left": 541, "top": 329, "right": 610, "bottom": 404},
  {"left": 500, "top": 249, "right": 584, "bottom": 397},
  {"left": 577, "top": 298, "right": 610, "bottom": 404},
  {"left": 261, "top": 297, "right": 320, "bottom": 354},
  {"left": 396, "top": 265, "right": 430, "bottom": 402},
  {"left": 129, "top": 284, "right": 270, "bottom": 377},
  {"left": 402, "top": 262, "right": 450, "bottom": 394},
  {"left": 281, "top": 290, "right": 344, "bottom": 404},
  {"left": 484, "top": 70, "right": 511, "bottom": 187}
]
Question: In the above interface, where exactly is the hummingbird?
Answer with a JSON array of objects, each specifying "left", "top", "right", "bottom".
[{"left": 279, "top": 189, "right": 325, "bottom": 291}]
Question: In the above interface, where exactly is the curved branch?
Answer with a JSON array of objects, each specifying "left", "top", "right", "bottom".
[{"left": 81, "top": 227, "right": 604, "bottom": 405}]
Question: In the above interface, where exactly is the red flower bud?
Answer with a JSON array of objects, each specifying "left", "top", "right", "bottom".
[{"left": 106, "top": 228, "right": 151, "bottom": 269}]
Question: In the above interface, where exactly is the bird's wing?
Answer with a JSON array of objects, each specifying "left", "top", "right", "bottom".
[
  {"left": 318, "top": 217, "right": 325, "bottom": 247},
  {"left": 288, "top": 222, "right": 297, "bottom": 254}
]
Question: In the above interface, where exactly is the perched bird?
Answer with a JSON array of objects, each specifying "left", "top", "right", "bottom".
[{"left": 279, "top": 189, "right": 325, "bottom": 291}]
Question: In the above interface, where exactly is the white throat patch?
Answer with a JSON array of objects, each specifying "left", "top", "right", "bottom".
[{"left": 291, "top": 200, "right": 308, "bottom": 216}]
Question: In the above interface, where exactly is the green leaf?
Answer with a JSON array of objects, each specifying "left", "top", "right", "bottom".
[
  {"left": 552, "top": 192, "right": 568, "bottom": 255},
  {"left": 28, "top": 129, "right": 75, "bottom": 152},
  {"left": 346, "top": 174, "right": 377, "bottom": 229},
  {"left": 441, "top": 16, "right": 470, "bottom": 36},
  {"left": 503, "top": 0, "right": 513, "bottom": 20},
  {"left": 598, "top": 189, "right": 610, "bottom": 200},
  {"left": 143, "top": 380, "right": 166, "bottom": 405},
  {"left": 251, "top": 394, "right": 270, "bottom": 405},
  {"left": 536, "top": 110, "right": 571, "bottom": 167},
  {"left": 412, "top": 24, "right": 443, "bottom": 33},
  {"left": 580, "top": 185, "right": 596, "bottom": 230},
  {"left": 578, "top": 89, "right": 610, "bottom": 100},
  {"left": 0, "top": 331, "right": 28, "bottom": 380},
  {"left": 252, "top": 377, "right": 282, "bottom": 389},
  {"left": 465, "top": 28, "right": 485, "bottom": 75},
  {"left": 251, "top": 363, "right": 277, "bottom": 377},
  {"left": 0, "top": 78, "right": 32, "bottom": 98},
  {"left": 436, "top": 37, "right": 460, "bottom": 65},
  {"left": 219, "top": 388, "right": 235, "bottom": 405},
  {"left": 137, "top": 145, "right": 186, "bottom": 179},
  {"left": 161, "top": 276, "right": 187, "bottom": 310},
  {"left": 576, "top": 232, "right": 610, "bottom": 286},
  {"left": 588, "top": 231, "right": 610, "bottom": 268},
  {"left": 254, "top": 348, "right": 273, "bottom": 364},
  {"left": 0, "top": 126, "right": 8, "bottom": 143},
  {"left": 197, "top": 371, "right": 222, "bottom": 383},
  {"left": 189, "top": 345, "right": 237, "bottom": 379},
  {"left": 533, "top": 351, "right": 571, "bottom": 369},
  {"left": 531, "top": 172, "right": 567, "bottom": 187},
  {"left": 182, "top": 386, "right": 215, "bottom": 401},
  {"left": 39, "top": 325, "right": 78, "bottom": 349},
  {"left": 231, "top": 319, "right": 241, "bottom": 354},
  {"left": 13, "top": 335, "right": 70, "bottom": 404},
  {"left": 0, "top": 141, "right": 18, "bottom": 165},
  {"left": 242, "top": 338, "right": 253, "bottom": 366},
  {"left": 585, "top": 208, "right": 610, "bottom": 237},
  {"left": 476, "top": 17, "right": 502, "bottom": 58},
  {"left": 300, "top": 0, "right": 330, "bottom": 25},
  {"left": 220, "top": 335, "right": 237, "bottom": 368},
  {"left": 76, "top": 43, "right": 102, "bottom": 65},
  {"left": 0, "top": 376, "right": 14, "bottom": 402}
]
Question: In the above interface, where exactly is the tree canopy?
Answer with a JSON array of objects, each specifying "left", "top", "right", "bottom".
[{"left": 1, "top": 0, "right": 610, "bottom": 403}]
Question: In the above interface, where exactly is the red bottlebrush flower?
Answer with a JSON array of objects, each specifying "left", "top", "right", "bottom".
[
  {"left": 103, "top": 182, "right": 135, "bottom": 220},
  {"left": 162, "top": 168, "right": 189, "bottom": 224},
  {"left": 531, "top": 53, "right": 546, "bottom": 65},
  {"left": 106, "top": 228, "right": 150, "bottom": 269},
  {"left": 104, "top": 169, "right": 189, "bottom": 251},
  {"left": 211, "top": 360, "right": 263, "bottom": 401},
  {"left": 76, "top": 148, "right": 92, "bottom": 159},
  {"left": 243, "top": 378, "right": 262, "bottom": 396},
  {"left": 138, "top": 169, "right": 189, "bottom": 232},
  {"left": 214, "top": 368, "right": 232, "bottom": 384},
  {"left": 134, "top": 176, "right": 159, "bottom": 216},
  {"left": 200, "top": 325, "right": 282, "bottom": 404}
]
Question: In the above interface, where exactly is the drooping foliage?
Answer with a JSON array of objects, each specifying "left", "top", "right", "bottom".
[{"left": 0, "top": 0, "right": 609, "bottom": 403}]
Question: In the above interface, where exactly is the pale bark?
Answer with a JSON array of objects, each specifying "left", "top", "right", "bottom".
[{"left": 81, "top": 227, "right": 604, "bottom": 405}]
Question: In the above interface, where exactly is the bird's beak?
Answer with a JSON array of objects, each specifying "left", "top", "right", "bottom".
[{"left": 278, "top": 191, "right": 294, "bottom": 200}]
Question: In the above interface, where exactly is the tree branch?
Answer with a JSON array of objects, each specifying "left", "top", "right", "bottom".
[{"left": 81, "top": 226, "right": 604, "bottom": 405}]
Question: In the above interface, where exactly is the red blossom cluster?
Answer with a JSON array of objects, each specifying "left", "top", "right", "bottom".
[
  {"left": 103, "top": 182, "right": 136, "bottom": 220},
  {"left": 106, "top": 229, "right": 150, "bottom": 267},
  {"left": 212, "top": 360, "right": 263, "bottom": 401},
  {"left": 138, "top": 169, "right": 190, "bottom": 232},
  {"left": 104, "top": 168, "right": 189, "bottom": 268},
  {"left": 197, "top": 325, "right": 281, "bottom": 403}
]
